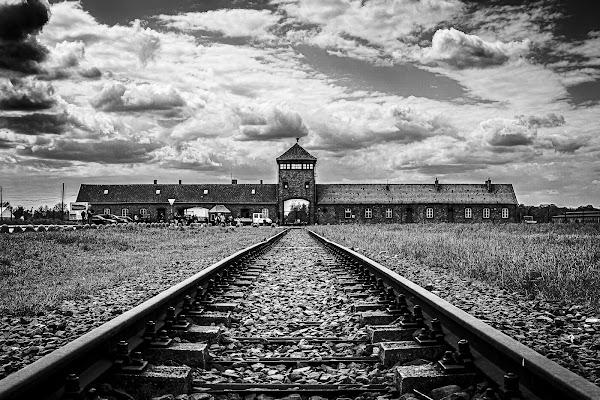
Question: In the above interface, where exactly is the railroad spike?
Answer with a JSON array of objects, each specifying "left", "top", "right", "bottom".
[{"left": 63, "top": 373, "right": 83, "bottom": 399}]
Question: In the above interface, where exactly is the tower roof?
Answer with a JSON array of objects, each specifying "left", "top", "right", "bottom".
[{"left": 276, "top": 143, "right": 316, "bottom": 162}]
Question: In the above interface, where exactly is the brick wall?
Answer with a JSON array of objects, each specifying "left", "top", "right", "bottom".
[
  {"left": 89, "top": 203, "right": 277, "bottom": 222},
  {"left": 316, "top": 204, "right": 518, "bottom": 224},
  {"left": 278, "top": 167, "right": 316, "bottom": 224}
]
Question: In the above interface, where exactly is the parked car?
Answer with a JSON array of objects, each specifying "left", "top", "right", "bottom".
[
  {"left": 91, "top": 214, "right": 118, "bottom": 225},
  {"left": 112, "top": 215, "right": 134, "bottom": 223}
]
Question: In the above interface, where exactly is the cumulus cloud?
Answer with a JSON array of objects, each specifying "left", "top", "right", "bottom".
[
  {"left": 154, "top": 142, "right": 224, "bottom": 170},
  {"left": 478, "top": 113, "right": 567, "bottom": 149},
  {"left": 236, "top": 104, "right": 309, "bottom": 141},
  {"left": 90, "top": 81, "right": 186, "bottom": 112},
  {"left": 310, "top": 102, "right": 457, "bottom": 152},
  {"left": 158, "top": 9, "right": 280, "bottom": 40},
  {"left": 0, "top": 77, "right": 57, "bottom": 110},
  {"left": 421, "top": 28, "right": 530, "bottom": 69},
  {"left": 0, "top": 0, "right": 51, "bottom": 73}
]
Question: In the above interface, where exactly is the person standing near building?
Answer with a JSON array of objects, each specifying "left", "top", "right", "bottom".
[
  {"left": 87, "top": 209, "right": 94, "bottom": 225},
  {"left": 80, "top": 210, "right": 86, "bottom": 225}
]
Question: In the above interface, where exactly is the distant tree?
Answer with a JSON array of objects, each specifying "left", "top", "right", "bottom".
[{"left": 13, "top": 206, "right": 24, "bottom": 220}]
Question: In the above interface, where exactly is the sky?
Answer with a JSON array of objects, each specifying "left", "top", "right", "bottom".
[{"left": 0, "top": 0, "right": 599, "bottom": 209}]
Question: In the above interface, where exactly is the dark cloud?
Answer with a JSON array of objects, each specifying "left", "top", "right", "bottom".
[
  {"left": 18, "top": 138, "right": 163, "bottom": 164},
  {"left": 236, "top": 106, "right": 309, "bottom": 141},
  {"left": 0, "top": 0, "right": 51, "bottom": 73},
  {"left": 79, "top": 66, "right": 102, "bottom": 78},
  {"left": 482, "top": 113, "right": 566, "bottom": 149},
  {"left": 0, "top": 112, "right": 68, "bottom": 135},
  {"left": 0, "top": 138, "right": 16, "bottom": 149},
  {"left": 0, "top": 78, "right": 57, "bottom": 110}
]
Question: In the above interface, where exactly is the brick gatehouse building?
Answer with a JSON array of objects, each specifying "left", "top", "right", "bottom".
[{"left": 76, "top": 142, "right": 518, "bottom": 224}]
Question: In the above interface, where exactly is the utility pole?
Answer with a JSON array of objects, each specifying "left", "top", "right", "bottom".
[
  {"left": 61, "top": 183, "right": 65, "bottom": 221},
  {"left": 0, "top": 185, "right": 3, "bottom": 222}
]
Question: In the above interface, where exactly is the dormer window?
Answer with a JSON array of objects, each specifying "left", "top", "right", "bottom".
[
  {"left": 156, "top": 189, "right": 160, "bottom": 195},
  {"left": 204, "top": 189, "right": 208, "bottom": 194},
  {"left": 103, "top": 189, "right": 109, "bottom": 195},
  {"left": 251, "top": 189, "right": 256, "bottom": 194}
]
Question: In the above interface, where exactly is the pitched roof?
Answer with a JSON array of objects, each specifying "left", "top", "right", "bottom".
[
  {"left": 276, "top": 143, "right": 317, "bottom": 161},
  {"left": 209, "top": 205, "right": 231, "bottom": 213},
  {"left": 316, "top": 183, "right": 518, "bottom": 205},
  {"left": 76, "top": 184, "right": 277, "bottom": 205}
]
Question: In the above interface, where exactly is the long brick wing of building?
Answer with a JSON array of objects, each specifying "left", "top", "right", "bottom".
[{"left": 76, "top": 142, "right": 519, "bottom": 223}]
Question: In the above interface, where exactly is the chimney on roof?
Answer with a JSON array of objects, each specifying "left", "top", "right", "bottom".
[
  {"left": 232, "top": 179, "right": 237, "bottom": 184},
  {"left": 153, "top": 179, "right": 157, "bottom": 185},
  {"left": 486, "top": 178, "right": 492, "bottom": 192},
  {"left": 260, "top": 180, "right": 263, "bottom": 185},
  {"left": 434, "top": 178, "right": 440, "bottom": 191},
  {"left": 179, "top": 179, "right": 182, "bottom": 185}
]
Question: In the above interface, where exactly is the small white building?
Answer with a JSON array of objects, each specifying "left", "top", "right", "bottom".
[{"left": 1, "top": 206, "right": 13, "bottom": 219}]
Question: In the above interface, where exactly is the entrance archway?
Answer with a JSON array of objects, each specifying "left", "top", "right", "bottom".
[{"left": 284, "top": 199, "right": 310, "bottom": 225}]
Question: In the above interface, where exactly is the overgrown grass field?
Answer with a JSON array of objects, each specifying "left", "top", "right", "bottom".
[
  {"left": 312, "top": 224, "right": 600, "bottom": 307},
  {"left": 0, "top": 225, "right": 274, "bottom": 315}
]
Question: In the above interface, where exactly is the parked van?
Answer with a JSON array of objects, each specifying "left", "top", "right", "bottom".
[{"left": 252, "top": 213, "right": 272, "bottom": 225}]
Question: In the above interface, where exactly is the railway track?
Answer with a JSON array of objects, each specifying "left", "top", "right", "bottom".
[{"left": 1, "top": 228, "right": 599, "bottom": 400}]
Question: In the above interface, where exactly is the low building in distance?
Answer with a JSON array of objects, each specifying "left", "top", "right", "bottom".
[{"left": 76, "top": 142, "right": 518, "bottom": 224}]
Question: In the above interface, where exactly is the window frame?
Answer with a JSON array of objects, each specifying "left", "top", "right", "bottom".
[
  {"left": 139, "top": 208, "right": 148, "bottom": 216},
  {"left": 502, "top": 208, "right": 509, "bottom": 219},
  {"left": 426, "top": 207, "right": 434, "bottom": 219},
  {"left": 465, "top": 207, "right": 472, "bottom": 219},
  {"left": 103, "top": 208, "right": 111, "bottom": 215},
  {"left": 386, "top": 208, "right": 393, "bottom": 219},
  {"left": 483, "top": 208, "right": 490, "bottom": 219},
  {"left": 365, "top": 208, "right": 373, "bottom": 218},
  {"left": 121, "top": 208, "right": 129, "bottom": 217},
  {"left": 344, "top": 208, "right": 352, "bottom": 219}
]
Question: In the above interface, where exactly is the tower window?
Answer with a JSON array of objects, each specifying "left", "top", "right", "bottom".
[
  {"left": 305, "top": 181, "right": 309, "bottom": 189},
  {"left": 283, "top": 182, "right": 288, "bottom": 189},
  {"left": 345, "top": 208, "right": 352, "bottom": 218}
]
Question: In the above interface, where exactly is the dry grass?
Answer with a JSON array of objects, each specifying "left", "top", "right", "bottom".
[
  {"left": 312, "top": 224, "right": 600, "bottom": 307},
  {"left": 0, "top": 225, "right": 274, "bottom": 315}
]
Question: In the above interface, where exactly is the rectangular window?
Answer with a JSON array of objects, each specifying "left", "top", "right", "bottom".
[
  {"left": 203, "top": 189, "right": 208, "bottom": 194},
  {"left": 103, "top": 189, "right": 109, "bottom": 195},
  {"left": 386, "top": 208, "right": 393, "bottom": 219},
  {"left": 283, "top": 182, "right": 288, "bottom": 189},
  {"left": 140, "top": 208, "right": 148, "bottom": 216},
  {"left": 155, "top": 189, "right": 160, "bottom": 195},
  {"left": 426, "top": 207, "right": 434, "bottom": 219},
  {"left": 502, "top": 208, "right": 509, "bottom": 219},
  {"left": 483, "top": 208, "right": 490, "bottom": 219},
  {"left": 121, "top": 208, "right": 129, "bottom": 217},
  {"left": 365, "top": 208, "right": 372, "bottom": 218},
  {"left": 465, "top": 208, "right": 472, "bottom": 219},
  {"left": 104, "top": 208, "right": 111, "bottom": 214},
  {"left": 305, "top": 181, "right": 309, "bottom": 189},
  {"left": 251, "top": 189, "right": 256, "bottom": 194},
  {"left": 345, "top": 208, "right": 352, "bottom": 218}
]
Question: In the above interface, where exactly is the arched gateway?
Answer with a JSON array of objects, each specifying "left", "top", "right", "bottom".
[{"left": 276, "top": 141, "right": 317, "bottom": 224}]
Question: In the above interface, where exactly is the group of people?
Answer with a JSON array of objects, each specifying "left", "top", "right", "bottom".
[{"left": 80, "top": 209, "right": 94, "bottom": 224}]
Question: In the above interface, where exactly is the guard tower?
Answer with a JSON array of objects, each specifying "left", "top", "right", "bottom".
[{"left": 276, "top": 140, "right": 317, "bottom": 224}]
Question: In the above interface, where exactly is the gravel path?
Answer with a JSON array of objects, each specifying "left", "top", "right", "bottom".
[{"left": 195, "top": 230, "right": 395, "bottom": 394}]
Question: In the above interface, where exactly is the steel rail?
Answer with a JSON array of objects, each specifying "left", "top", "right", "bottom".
[
  {"left": 0, "top": 229, "right": 288, "bottom": 400},
  {"left": 308, "top": 229, "right": 600, "bottom": 400}
]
